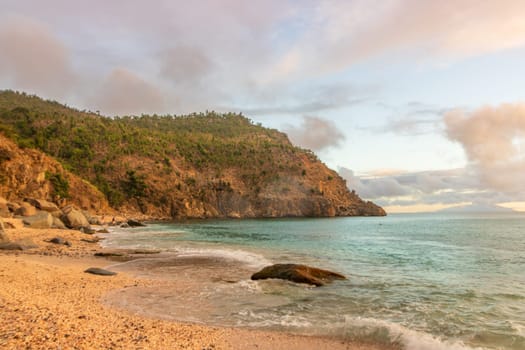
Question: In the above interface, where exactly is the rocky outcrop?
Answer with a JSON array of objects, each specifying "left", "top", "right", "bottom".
[
  {"left": 251, "top": 264, "right": 346, "bottom": 286},
  {"left": 0, "top": 134, "right": 111, "bottom": 214}
]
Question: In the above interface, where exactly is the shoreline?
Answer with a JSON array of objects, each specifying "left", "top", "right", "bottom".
[{"left": 0, "top": 225, "right": 395, "bottom": 349}]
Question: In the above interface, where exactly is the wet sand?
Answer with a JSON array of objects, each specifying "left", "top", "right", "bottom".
[{"left": 0, "top": 225, "right": 392, "bottom": 349}]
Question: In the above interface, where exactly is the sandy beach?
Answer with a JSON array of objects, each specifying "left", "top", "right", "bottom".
[{"left": 0, "top": 225, "right": 392, "bottom": 350}]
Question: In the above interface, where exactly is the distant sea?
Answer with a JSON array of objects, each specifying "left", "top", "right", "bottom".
[{"left": 101, "top": 213, "right": 525, "bottom": 350}]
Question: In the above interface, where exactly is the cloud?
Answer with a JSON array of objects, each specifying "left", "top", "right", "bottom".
[
  {"left": 338, "top": 166, "right": 523, "bottom": 212},
  {"left": 91, "top": 68, "right": 165, "bottom": 116},
  {"left": 0, "top": 16, "right": 75, "bottom": 98},
  {"left": 284, "top": 116, "right": 345, "bottom": 152},
  {"left": 273, "top": 0, "right": 525, "bottom": 77},
  {"left": 445, "top": 103, "right": 525, "bottom": 192},
  {"left": 159, "top": 46, "right": 213, "bottom": 85}
]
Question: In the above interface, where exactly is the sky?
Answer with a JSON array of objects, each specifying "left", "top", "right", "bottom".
[{"left": 1, "top": 0, "right": 524, "bottom": 213}]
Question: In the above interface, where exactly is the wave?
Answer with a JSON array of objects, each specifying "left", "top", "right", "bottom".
[{"left": 336, "top": 317, "right": 487, "bottom": 350}]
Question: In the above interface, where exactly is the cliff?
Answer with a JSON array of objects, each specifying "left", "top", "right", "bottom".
[
  {"left": 0, "top": 90, "right": 385, "bottom": 218},
  {"left": 0, "top": 134, "right": 111, "bottom": 213}
]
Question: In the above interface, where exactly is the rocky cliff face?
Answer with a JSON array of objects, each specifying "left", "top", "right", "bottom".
[
  {"left": 0, "top": 135, "right": 111, "bottom": 213},
  {"left": 0, "top": 90, "right": 385, "bottom": 219}
]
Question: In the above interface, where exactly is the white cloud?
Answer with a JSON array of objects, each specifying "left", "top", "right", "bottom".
[
  {"left": 284, "top": 116, "right": 345, "bottom": 152},
  {"left": 445, "top": 103, "right": 525, "bottom": 193}
]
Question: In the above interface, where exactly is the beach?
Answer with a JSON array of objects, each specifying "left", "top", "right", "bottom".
[{"left": 0, "top": 225, "right": 390, "bottom": 350}]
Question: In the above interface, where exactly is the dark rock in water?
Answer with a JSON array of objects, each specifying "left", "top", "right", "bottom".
[
  {"left": 127, "top": 219, "right": 146, "bottom": 227},
  {"left": 84, "top": 267, "right": 117, "bottom": 276},
  {"left": 97, "top": 228, "right": 110, "bottom": 234},
  {"left": 120, "top": 223, "right": 130, "bottom": 228},
  {"left": 251, "top": 263, "right": 346, "bottom": 286}
]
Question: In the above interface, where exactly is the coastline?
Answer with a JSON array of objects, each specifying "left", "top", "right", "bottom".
[{"left": 0, "top": 225, "right": 395, "bottom": 350}]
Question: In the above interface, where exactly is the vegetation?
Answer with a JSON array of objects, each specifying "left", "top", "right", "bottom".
[
  {"left": 46, "top": 172, "right": 70, "bottom": 199},
  {"left": 0, "top": 90, "right": 313, "bottom": 209}
]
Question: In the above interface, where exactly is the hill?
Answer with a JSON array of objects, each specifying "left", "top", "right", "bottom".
[{"left": 0, "top": 90, "right": 385, "bottom": 218}]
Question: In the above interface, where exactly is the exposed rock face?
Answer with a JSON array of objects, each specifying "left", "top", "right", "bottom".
[
  {"left": 0, "top": 134, "right": 111, "bottom": 214},
  {"left": 251, "top": 264, "right": 346, "bottom": 286},
  {"left": 22, "top": 212, "right": 53, "bottom": 229}
]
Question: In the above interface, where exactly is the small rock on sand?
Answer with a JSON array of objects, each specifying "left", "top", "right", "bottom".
[{"left": 84, "top": 267, "right": 117, "bottom": 276}]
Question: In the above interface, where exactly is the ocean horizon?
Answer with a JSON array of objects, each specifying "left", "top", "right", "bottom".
[{"left": 101, "top": 212, "right": 525, "bottom": 350}]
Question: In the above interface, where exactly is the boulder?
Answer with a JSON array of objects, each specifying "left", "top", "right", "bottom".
[
  {"left": 84, "top": 267, "right": 117, "bottom": 276},
  {"left": 0, "top": 197, "right": 9, "bottom": 217},
  {"left": 251, "top": 264, "right": 346, "bottom": 286},
  {"left": 14, "top": 202, "right": 37, "bottom": 217},
  {"left": 52, "top": 216, "right": 67, "bottom": 229},
  {"left": 7, "top": 202, "right": 21, "bottom": 213},
  {"left": 61, "top": 206, "right": 90, "bottom": 229},
  {"left": 47, "top": 237, "right": 71, "bottom": 246},
  {"left": 22, "top": 212, "right": 53, "bottom": 229},
  {"left": 26, "top": 198, "right": 59, "bottom": 212},
  {"left": 0, "top": 203, "right": 10, "bottom": 218},
  {"left": 127, "top": 219, "right": 146, "bottom": 227},
  {"left": 0, "top": 240, "right": 38, "bottom": 251}
]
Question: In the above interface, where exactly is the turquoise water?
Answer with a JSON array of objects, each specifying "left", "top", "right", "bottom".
[{"left": 102, "top": 213, "right": 525, "bottom": 350}]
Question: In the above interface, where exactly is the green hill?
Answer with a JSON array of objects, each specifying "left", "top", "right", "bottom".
[{"left": 0, "top": 90, "right": 385, "bottom": 218}]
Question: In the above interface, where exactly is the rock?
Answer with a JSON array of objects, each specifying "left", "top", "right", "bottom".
[
  {"left": 127, "top": 219, "right": 146, "bottom": 227},
  {"left": 47, "top": 237, "right": 71, "bottom": 246},
  {"left": 0, "top": 220, "right": 8, "bottom": 242},
  {"left": 52, "top": 216, "right": 67, "bottom": 229},
  {"left": 26, "top": 198, "right": 59, "bottom": 212},
  {"left": 0, "top": 242, "right": 24, "bottom": 250},
  {"left": 0, "top": 198, "right": 10, "bottom": 218},
  {"left": 81, "top": 238, "right": 102, "bottom": 243},
  {"left": 22, "top": 212, "right": 53, "bottom": 229},
  {"left": 80, "top": 227, "right": 96, "bottom": 234},
  {"left": 14, "top": 202, "right": 37, "bottom": 217},
  {"left": 84, "top": 267, "right": 117, "bottom": 276},
  {"left": 94, "top": 251, "right": 125, "bottom": 257},
  {"left": 120, "top": 223, "right": 130, "bottom": 228},
  {"left": 7, "top": 202, "right": 20, "bottom": 213},
  {"left": 97, "top": 228, "right": 110, "bottom": 234},
  {"left": 251, "top": 264, "right": 346, "bottom": 286},
  {"left": 0, "top": 240, "right": 38, "bottom": 250},
  {"left": 61, "top": 206, "right": 90, "bottom": 229}
]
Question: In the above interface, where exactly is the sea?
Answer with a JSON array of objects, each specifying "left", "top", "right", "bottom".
[{"left": 100, "top": 212, "right": 525, "bottom": 350}]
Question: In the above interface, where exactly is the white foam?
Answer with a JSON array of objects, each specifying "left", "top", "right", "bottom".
[
  {"left": 343, "top": 316, "right": 487, "bottom": 350},
  {"left": 174, "top": 247, "right": 272, "bottom": 269},
  {"left": 236, "top": 310, "right": 313, "bottom": 328}
]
